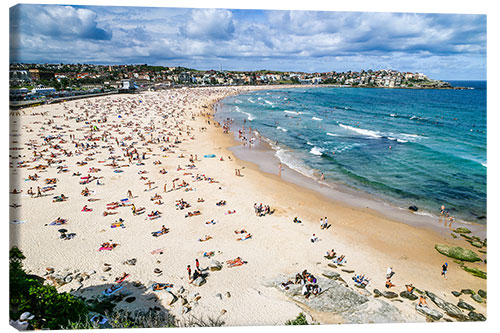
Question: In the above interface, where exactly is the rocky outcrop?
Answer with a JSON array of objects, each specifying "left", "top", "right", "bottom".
[
  {"left": 477, "top": 289, "right": 487, "bottom": 298},
  {"left": 381, "top": 291, "right": 398, "bottom": 299},
  {"left": 209, "top": 259, "right": 222, "bottom": 271},
  {"left": 400, "top": 291, "right": 418, "bottom": 301},
  {"left": 267, "top": 274, "right": 405, "bottom": 324},
  {"left": 321, "top": 270, "right": 340, "bottom": 280},
  {"left": 470, "top": 294, "right": 483, "bottom": 303},
  {"left": 192, "top": 277, "right": 206, "bottom": 287},
  {"left": 425, "top": 291, "right": 468, "bottom": 321},
  {"left": 434, "top": 244, "right": 481, "bottom": 262},
  {"left": 453, "top": 227, "right": 471, "bottom": 234},
  {"left": 343, "top": 298, "right": 406, "bottom": 324},
  {"left": 468, "top": 311, "right": 486, "bottom": 321},
  {"left": 457, "top": 300, "right": 475, "bottom": 311},
  {"left": 415, "top": 305, "right": 443, "bottom": 321}
]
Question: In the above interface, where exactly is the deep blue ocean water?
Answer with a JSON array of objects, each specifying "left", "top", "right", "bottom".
[{"left": 216, "top": 81, "right": 486, "bottom": 224}]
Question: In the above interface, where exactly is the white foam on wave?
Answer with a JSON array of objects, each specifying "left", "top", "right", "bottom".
[
  {"left": 312, "top": 117, "right": 323, "bottom": 121},
  {"left": 248, "top": 97, "right": 255, "bottom": 104},
  {"left": 277, "top": 126, "right": 288, "bottom": 132},
  {"left": 234, "top": 106, "right": 255, "bottom": 121},
  {"left": 267, "top": 141, "right": 315, "bottom": 179},
  {"left": 309, "top": 146, "right": 324, "bottom": 156},
  {"left": 284, "top": 110, "right": 300, "bottom": 115},
  {"left": 482, "top": 163, "right": 487, "bottom": 168},
  {"left": 339, "top": 123, "right": 382, "bottom": 139},
  {"left": 326, "top": 132, "right": 340, "bottom": 137},
  {"left": 264, "top": 100, "right": 274, "bottom": 106}
]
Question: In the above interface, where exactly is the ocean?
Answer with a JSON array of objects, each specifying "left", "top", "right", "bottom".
[{"left": 215, "top": 81, "right": 487, "bottom": 225}]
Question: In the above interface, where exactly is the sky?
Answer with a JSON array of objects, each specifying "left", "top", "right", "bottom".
[{"left": 9, "top": 2, "right": 487, "bottom": 80}]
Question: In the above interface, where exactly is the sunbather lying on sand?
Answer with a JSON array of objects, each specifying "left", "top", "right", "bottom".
[
  {"left": 52, "top": 194, "right": 68, "bottom": 202},
  {"left": 152, "top": 283, "right": 173, "bottom": 291},
  {"left": 205, "top": 220, "right": 217, "bottom": 225},
  {"left": 104, "top": 284, "right": 122, "bottom": 295},
  {"left": 198, "top": 235, "right": 212, "bottom": 242},
  {"left": 237, "top": 233, "right": 252, "bottom": 241},
  {"left": 234, "top": 229, "right": 247, "bottom": 234},
  {"left": 81, "top": 205, "right": 93, "bottom": 212},
  {"left": 226, "top": 257, "right": 246, "bottom": 267},
  {"left": 152, "top": 225, "right": 170, "bottom": 237},
  {"left": 185, "top": 210, "right": 201, "bottom": 218},
  {"left": 115, "top": 272, "right": 129, "bottom": 283},
  {"left": 148, "top": 210, "right": 162, "bottom": 218},
  {"left": 45, "top": 178, "right": 57, "bottom": 184},
  {"left": 49, "top": 217, "right": 67, "bottom": 226},
  {"left": 99, "top": 242, "right": 119, "bottom": 251},
  {"left": 203, "top": 251, "right": 215, "bottom": 258},
  {"left": 293, "top": 217, "right": 302, "bottom": 223}
]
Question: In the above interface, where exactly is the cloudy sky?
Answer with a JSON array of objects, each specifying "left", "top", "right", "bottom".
[{"left": 9, "top": 3, "right": 487, "bottom": 80}]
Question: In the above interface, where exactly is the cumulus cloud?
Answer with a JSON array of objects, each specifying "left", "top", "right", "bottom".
[
  {"left": 9, "top": 5, "right": 486, "bottom": 79},
  {"left": 179, "top": 8, "right": 235, "bottom": 40},
  {"left": 10, "top": 4, "right": 112, "bottom": 41}
]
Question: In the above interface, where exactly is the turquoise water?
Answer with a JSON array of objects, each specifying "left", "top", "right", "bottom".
[{"left": 216, "top": 82, "right": 487, "bottom": 224}]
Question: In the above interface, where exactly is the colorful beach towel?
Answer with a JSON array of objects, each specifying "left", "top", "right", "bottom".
[{"left": 102, "top": 285, "right": 123, "bottom": 296}]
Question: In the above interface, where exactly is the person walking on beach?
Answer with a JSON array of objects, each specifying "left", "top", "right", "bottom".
[
  {"left": 441, "top": 263, "right": 448, "bottom": 278},
  {"left": 278, "top": 163, "right": 283, "bottom": 176},
  {"left": 195, "top": 259, "right": 200, "bottom": 271},
  {"left": 127, "top": 190, "right": 133, "bottom": 199},
  {"left": 187, "top": 265, "right": 192, "bottom": 280},
  {"left": 386, "top": 266, "right": 394, "bottom": 279}
]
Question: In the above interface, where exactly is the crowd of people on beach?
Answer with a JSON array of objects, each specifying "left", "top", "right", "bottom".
[{"left": 9, "top": 86, "right": 485, "bottom": 326}]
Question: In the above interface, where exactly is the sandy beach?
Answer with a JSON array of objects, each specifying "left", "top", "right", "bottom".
[{"left": 9, "top": 86, "right": 487, "bottom": 326}]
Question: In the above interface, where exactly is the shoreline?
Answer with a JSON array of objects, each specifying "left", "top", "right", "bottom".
[
  {"left": 9, "top": 87, "right": 487, "bottom": 326},
  {"left": 212, "top": 90, "right": 486, "bottom": 237}
]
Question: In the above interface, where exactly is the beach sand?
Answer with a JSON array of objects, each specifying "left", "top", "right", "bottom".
[{"left": 9, "top": 86, "right": 486, "bottom": 326}]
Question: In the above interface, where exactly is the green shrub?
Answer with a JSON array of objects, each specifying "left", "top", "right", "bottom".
[
  {"left": 286, "top": 313, "right": 309, "bottom": 325},
  {"left": 9, "top": 246, "right": 89, "bottom": 330}
]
